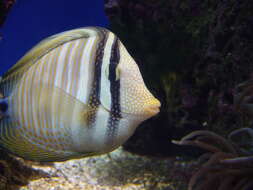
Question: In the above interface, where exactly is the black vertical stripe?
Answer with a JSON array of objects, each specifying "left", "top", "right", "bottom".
[
  {"left": 109, "top": 38, "right": 121, "bottom": 117},
  {"left": 87, "top": 28, "right": 108, "bottom": 126},
  {"left": 106, "top": 38, "right": 121, "bottom": 143}
]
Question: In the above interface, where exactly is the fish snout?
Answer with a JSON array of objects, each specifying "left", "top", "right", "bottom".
[{"left": 144, "top": 99, "right": 161, "bottom": 116}]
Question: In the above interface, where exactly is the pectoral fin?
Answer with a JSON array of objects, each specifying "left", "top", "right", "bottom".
[
  {"left": 0, "top": 83, "right": 95, "bottom": 162},
  {"left": 36, "top": 84, "right": 90, "bottom": 128}
]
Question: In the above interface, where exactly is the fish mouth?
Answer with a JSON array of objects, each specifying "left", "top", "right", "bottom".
[
  {"left": 119, "top": 99, "right": 161, "bottom": 118},
  {"left": 144, "top": 105, "right": 160, "bottom": 116},
  {"left": 144, "top": 100, "right": 161, "bottom": 116}
]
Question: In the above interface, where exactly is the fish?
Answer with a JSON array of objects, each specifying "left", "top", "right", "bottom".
[{"left": 0, "top": 27, "right": 160, "bottom": 162}]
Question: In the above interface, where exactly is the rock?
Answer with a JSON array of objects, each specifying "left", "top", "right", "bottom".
[
  {"left": 0, "top": 151, "right": 50, "bottom": 190},
  {"left": 16, "top": 148, "right": 189, "bottom": 190}
]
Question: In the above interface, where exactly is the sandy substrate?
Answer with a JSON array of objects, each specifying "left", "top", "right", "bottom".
[{"left": 17, "top": 148, "right": 188, "bottom": 190}]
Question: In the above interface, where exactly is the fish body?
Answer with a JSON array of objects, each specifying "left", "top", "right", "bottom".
[{"left": 0, "top": 27, "right": 160, "bottom": 162}]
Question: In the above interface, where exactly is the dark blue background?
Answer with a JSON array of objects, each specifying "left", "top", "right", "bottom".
[{"left": 0, "top": 0, "right": 108, "bottom": 75}]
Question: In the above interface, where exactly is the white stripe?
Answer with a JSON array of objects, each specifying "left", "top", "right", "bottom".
[
  {"left": 100, "top": 32, "right": 115, "bottom": 110},
  {"left": 54, "top": 42, "right": 71, "bottom": 87},
  {"left": 92, "top": 106, "right": 110, "bottom": 149},
  {"left": 72, "top": 105, "right": 109, "bottom": 152},
  {"left": 39, "top": 56, "right": 50, "bottom": 133},
  {"left": 22, "top": 69, "right": 30, "bottom": 129},
  {"left": 31, "top": 63, "right": 42, "bottom": 131},
  {"left": 17, "top": 72, "right": 25, "bottom": 127},
  {"left": 48, "top": 49, "right": 57, "bottom": 130},
  {"left": 25, "top": 66, "right": 34, "bottom": 131},
  {"left": 47, "top": 49, "right": 60, "bottom": 133},
  {"left": 70, "top": 40, "right": 83, "bottom": 96},
  {"left": 44, "top": 52, "right": 54, "bottom": 84},
  {"left": 44, "top": 53, "right": 54, "bottom": 136},
  {"left": 66, "top": 40, "right": 80, "bottom": 93},
  {"left": 76, "top": 36, "right": 96, "bottom": 103},
  {"left": 29, "top": 59, "right": 43, "bottom": 136}
]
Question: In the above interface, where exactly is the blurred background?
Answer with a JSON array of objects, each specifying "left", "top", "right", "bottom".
[{"left": 0, "top": 0, "right": 108, "bottom": 75}]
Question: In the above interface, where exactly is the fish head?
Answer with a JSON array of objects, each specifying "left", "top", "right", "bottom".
[
  {"left": 111, "top": 40, "right": 160, "bottom": 121},
  {"left": 118, "top": 43, "right": 160, "bottom": 119}
]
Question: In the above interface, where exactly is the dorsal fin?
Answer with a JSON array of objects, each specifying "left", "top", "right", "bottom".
[{"left": 0, "top": 27, "right": 105, "bottom": 97}]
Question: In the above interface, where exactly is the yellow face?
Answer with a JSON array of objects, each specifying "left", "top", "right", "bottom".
[{"left": 118, "top": 41, "right": 161, "bottom": 118}]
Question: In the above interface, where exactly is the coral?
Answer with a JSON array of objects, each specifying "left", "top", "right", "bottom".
[{"left": 173, "top": 129, "right": 253, "bottom": 190}]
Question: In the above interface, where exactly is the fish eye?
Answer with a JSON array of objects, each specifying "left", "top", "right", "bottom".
[
  {"left": 106, "top": 64, "right": 120, "bottom": 81},
  {"left": 115, "top": 65, "right": 120, "bottom": 81}
]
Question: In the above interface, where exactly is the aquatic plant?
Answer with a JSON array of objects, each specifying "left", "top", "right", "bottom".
[{"left": 173, "top": 129, "right": 253, "bottom": 190}]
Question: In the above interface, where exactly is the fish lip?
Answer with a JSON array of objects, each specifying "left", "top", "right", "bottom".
[
  {"left": 152, "top": 107, "right": 160, "bottom": 115},
  {"left": 117, "top": 101, "right": 161, "bottom": 117},
  {"left": 147, "top": 99, "right": 161, "bottom": 115},
  {"left": 145, "top": 105, "right": 160, "bottom": 116},
  {"left": 120, "top": 106, "right": 160, "bottom": 117}
]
